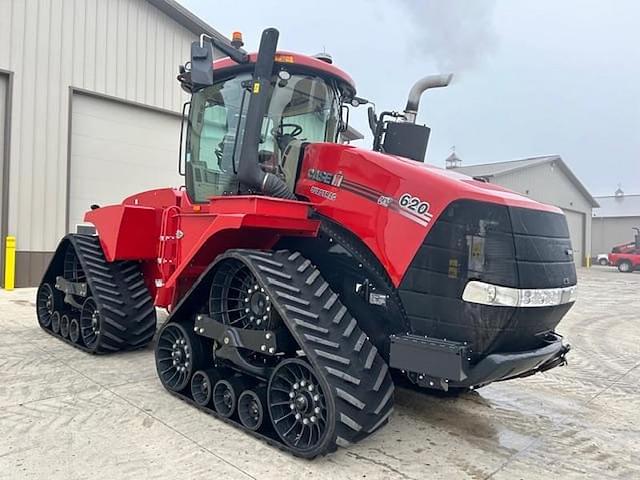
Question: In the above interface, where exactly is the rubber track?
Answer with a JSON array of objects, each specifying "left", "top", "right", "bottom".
[
  {"left": 164, "top": 249, "right": 395, "bottom": 456},
  {"left": 38, "top": 234, "right": 157, "bottom": 353}
]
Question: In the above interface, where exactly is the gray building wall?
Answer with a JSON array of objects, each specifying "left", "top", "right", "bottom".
[
  {"left": 0, "top": 0, "right": 221, "bottom": 286},
  {"left": 487, "top": 162, "right": 593, "bottom": 265},
  {"left": 592, "top": 216, "right": 640, "bottom": 254}
]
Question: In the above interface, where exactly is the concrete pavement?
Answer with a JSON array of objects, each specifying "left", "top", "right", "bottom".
[{"left": 0, "top": 267, "right": 638, "bottom": 479}]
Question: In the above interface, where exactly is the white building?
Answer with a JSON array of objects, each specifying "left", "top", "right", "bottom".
[
  {"left": 449, "top": 155, "right": 599, "bottom": 266},
  {"left": 592, "top": 189, "right": 640, "bottom": 256},
  {"left": 0, "top": 0, "right": 230, "bottom": 286}
]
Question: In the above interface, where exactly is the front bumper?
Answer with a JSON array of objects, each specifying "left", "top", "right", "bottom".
[{"left": 389, "top": 332, "right": 570, "bottom": 391}]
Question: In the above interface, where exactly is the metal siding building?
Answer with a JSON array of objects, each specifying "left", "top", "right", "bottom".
[
  {"left": 0, "top": 0, "right": 227, "bottom": 286},
  {"left": 451, "top": 156, "right": 598, "bottom": 266},
  {"left": 591, "top": 193, "right": 640, "bottom": 255}
]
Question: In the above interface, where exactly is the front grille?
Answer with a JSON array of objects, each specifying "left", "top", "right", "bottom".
[{"left": 398, "top": 199, "right": 576, "bottom": 359}]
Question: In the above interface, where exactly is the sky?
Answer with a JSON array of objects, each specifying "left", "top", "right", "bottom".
[{"left": 178, "top": 0, "right": 640, "bottom": 196}]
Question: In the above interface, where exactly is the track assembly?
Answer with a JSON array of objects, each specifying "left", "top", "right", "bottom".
[
  {"left": 36, "top": 234, "right": 157, "bottom": 353},
  {"left": 155, "top": 249, "right": 394, "bottom": 458}
]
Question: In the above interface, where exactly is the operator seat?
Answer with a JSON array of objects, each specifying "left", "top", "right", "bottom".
[{"left": 281, "top": 139, "right": 305, "bottom": 192}]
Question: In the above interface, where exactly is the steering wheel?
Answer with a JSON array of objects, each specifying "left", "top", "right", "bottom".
[{"left": 272, "top": 123, "right": 303, "bottom": 138}]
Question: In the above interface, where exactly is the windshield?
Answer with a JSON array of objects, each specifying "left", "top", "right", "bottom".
[{"left": 186, "top": 72, "right": 340, "bottom": 203}]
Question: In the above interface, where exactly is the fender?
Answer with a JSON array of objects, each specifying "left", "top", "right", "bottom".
[{"left": 86, "top": 191, "right": 320, "bottom": 308}]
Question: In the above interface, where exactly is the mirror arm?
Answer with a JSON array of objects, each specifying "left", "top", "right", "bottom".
[{"left": 200, "top": 33, "right": 249, "bottom": 64}]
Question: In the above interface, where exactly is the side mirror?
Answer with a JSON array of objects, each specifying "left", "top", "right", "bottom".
[
  {"left": 338, "top": 105, "right": 350, "bottom": 133},
  {"left": 367, "top": 106, "right": 378, "bottom": 136},
  {"left": 189, "top": 40, "right": 214, "bottom": 90}
]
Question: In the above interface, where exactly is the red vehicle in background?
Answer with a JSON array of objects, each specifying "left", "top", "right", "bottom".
[{"left": 608, "top": 228, "right": 640, "bottom": 272}]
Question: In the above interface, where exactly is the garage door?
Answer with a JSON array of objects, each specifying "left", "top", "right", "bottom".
[
  {"left": 563, "top": 209, "right": 585, "bottom": 266},
  {"left": 69, "top": 93, "right": 182, "bottom": 231}
]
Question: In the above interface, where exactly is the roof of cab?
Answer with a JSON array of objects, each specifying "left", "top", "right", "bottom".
[{"left": 212, "top": 51, "right": 356, "bottom": 94}]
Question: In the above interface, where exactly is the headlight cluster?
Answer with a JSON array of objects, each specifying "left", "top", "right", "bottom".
[{"left": 462, "top": 280, "right": 577, "bottom": 307}]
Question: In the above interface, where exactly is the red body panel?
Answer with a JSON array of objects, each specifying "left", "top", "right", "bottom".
[
  {"left": 296, "top": 143, "right": 560, "bottom": 286},
  {"left": 86, "top": 192, "right": 319, "bottom": 309}
]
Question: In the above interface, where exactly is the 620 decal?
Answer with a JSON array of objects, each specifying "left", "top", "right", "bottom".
[{"left": 399, "top": 193, "right": 431, "bottom": 217}]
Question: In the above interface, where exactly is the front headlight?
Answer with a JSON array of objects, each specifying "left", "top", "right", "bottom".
[{"left": 462, "top": 281, "right": 577, "bottom": 307}]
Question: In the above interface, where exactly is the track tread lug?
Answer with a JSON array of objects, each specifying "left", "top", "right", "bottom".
[
  {"left": 340, "top": 413, "right": 363, "bottom": 432},
  {"left": 303, "top": 334, "right": 340, "bottom": 349},
  {"left": 374, "top": 384, "right": 395, "bottom": 414},
  {"left": 304, "top": 269, "right": 320, "bottom": 285},
  {"left": 323, "top": 293, "right": 338, "bottom": 311},
  {"left": 314, "top": 349, "right": 350, "bottom": 365},
  {"left": 336, "top": 388, "right": 366, "bottom": 410},
  {"left": 342, "top": 318, "right": 357, "bottom": 338}
]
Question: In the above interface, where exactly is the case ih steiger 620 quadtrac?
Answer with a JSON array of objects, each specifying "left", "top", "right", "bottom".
[{"left": 36, "top": 29, "right": 576, "bottom": 457}]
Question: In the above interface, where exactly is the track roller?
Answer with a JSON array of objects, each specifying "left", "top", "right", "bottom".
[
  {"left": 190, "top": 370, "right": 218, "bottom": 407},
  {"left": 213, "top": 379, "right": 237, "bottom": 418},
  {"left": 69, "top": 318, "right": 81, "bottom": 344},
  {"left": 238, "top": 387, "right": 267, "bottom": 432},
  {"left": 60, "top": 314, "right": 70, "bottom": 339},
  {"left": 51, "top": 311, "right": 61, "bottom": 335}
]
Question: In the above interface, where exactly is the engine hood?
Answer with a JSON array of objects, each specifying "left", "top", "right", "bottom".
[{"left": 296, "top": 143, "right": 566, "bottom": 286}]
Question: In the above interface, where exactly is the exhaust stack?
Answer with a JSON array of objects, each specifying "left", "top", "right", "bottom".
[{"left": 403, "top": 74, "right": 453, "bottom": 123}]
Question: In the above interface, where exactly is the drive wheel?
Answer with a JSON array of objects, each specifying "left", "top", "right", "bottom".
[
  {"left": 209, "top": 258, "right": 281, "bottom": 367},
  {"left": 80, "top": 298, "right": 101, "bottom": 349},
  {"left": 36, "top": 283, "right": 58, "bottom": 328},
  {"left": 598, "top": 258, "right": 609, "bottom": 266},
  {"left": 155, "top": 322, "right": 204, "bottom": 392},
  {"left": 69, "top": 318, "right": 81, "bottom": 344},
  {"left": 619, "top": 260, "right": 632, "bottom": 273},
  {"left": 268, "top": 359, "right": 331, "bottom": 455},
  {"left": 63, "top": 245, "right": 88, "bottom": 305}
]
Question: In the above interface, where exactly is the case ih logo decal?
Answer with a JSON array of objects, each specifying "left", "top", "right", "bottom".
[
  {"left": 308, "top": 169, "right": 343, "bottom": 187},
  {"left": 309, "top": 170, "right": 432, "bottom": 227}
]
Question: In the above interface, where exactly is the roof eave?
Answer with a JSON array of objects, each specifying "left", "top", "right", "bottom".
[
  {"left": 146, "top": 0, "right": 238, "bottom": 51},
  {"left": 487, "top": 156, "right": 599, "bottom": 208}
]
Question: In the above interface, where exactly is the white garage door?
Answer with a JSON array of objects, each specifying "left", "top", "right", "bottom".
[
  {"left": 69, "top": 93, "right": 182, "bottom": 231},
  {"left": 563, "top": 209, "right": 585, "bottom": 266}
]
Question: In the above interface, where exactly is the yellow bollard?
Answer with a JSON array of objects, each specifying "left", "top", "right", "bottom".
[{"left": 4, "top": 236, "right": 15, "bottom": 290}]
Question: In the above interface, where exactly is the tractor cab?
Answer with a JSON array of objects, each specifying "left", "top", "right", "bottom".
[{"left": 179, "top": 31, "right": 356, "bottom": 204}]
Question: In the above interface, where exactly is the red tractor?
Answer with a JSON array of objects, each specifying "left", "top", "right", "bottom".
[
  {"left": 608, "top": 227, "right": 640, "bottom": 272},
  {"left": 36, "top": 29, "right": 576, "bottom": 457}
]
